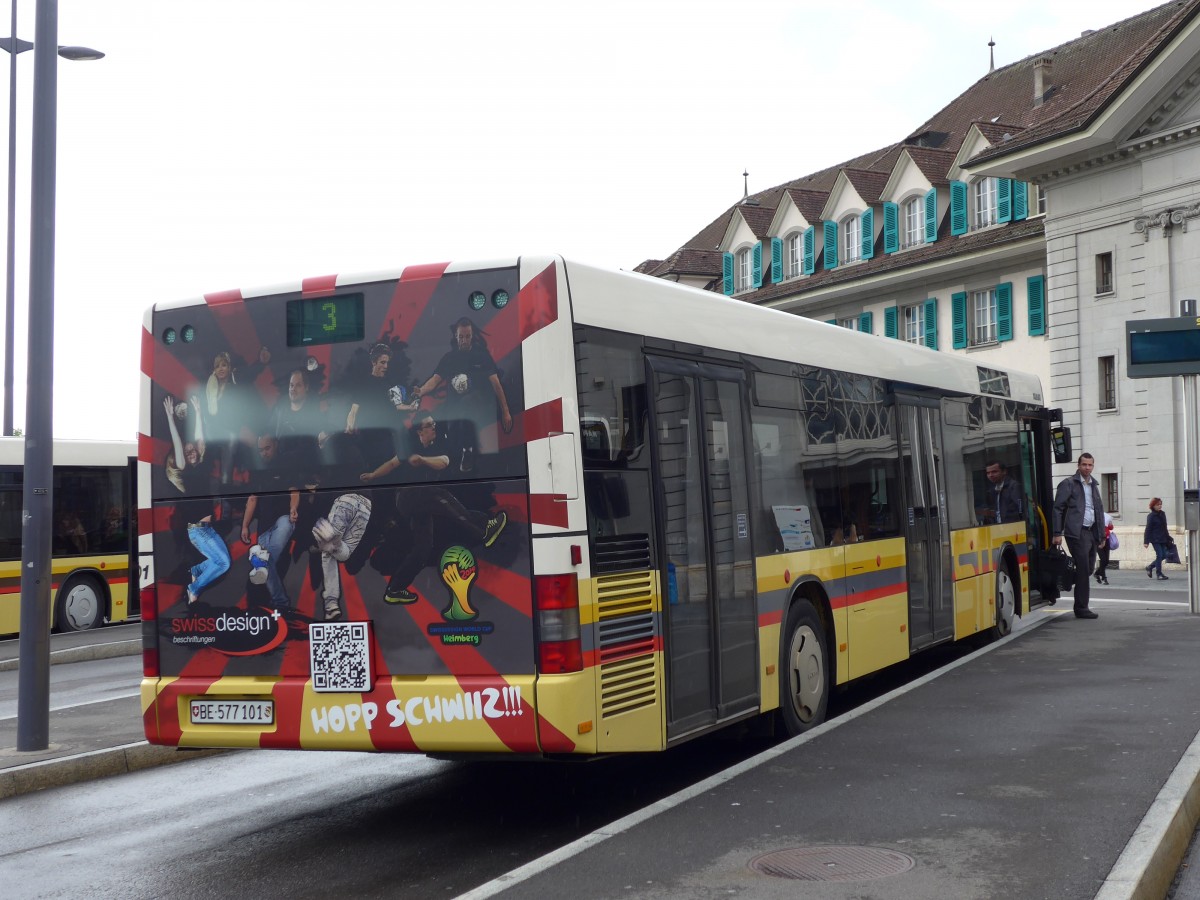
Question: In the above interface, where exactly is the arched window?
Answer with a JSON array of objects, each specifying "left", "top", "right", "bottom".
[
  {"left": 785, "top": 233, "right": 802, "bottom": 278},
  {"left": 902, "top": 196, "right": 925, "bottom": 248},
  {"left": 842, "top": 215, "right": 861, "bottom": 264},
  {"left": 735, "top": 247, "right": 752, "bottom": 292},
  {"left": 973, "top": 178, "right": 998, "bottom": 229}
]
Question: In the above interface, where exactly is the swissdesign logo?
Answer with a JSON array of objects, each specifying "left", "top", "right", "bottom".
[{"left": 169, "top": 608, "right": 288, "bottom": 655}]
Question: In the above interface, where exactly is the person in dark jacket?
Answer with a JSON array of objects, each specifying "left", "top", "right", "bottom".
[
  {"left": 1052, "top": 452, "right": 1104, "bottom": 619},
  {"left": 1143, "top": 497, "right": 1172, "bottom": 581}
]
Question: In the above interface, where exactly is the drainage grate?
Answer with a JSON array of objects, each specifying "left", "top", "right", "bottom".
[{"left": 748, "top": 845, "right": 915, "bottom": 882}]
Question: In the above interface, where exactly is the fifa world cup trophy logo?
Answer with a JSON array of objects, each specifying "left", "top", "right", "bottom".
[{"left": 440, "top": 545, "right": 478, "bottom": 621}]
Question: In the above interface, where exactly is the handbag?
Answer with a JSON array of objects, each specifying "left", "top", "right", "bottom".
[
  {"left": 1166, "top": 539, "right": 1181, "bottom": 566},
  {"left": 1107, "top": 530, "right": 1119, "bottom": 550},
  {"left": 1042, "top": 545, "right": 1076, "bottom": 590}
]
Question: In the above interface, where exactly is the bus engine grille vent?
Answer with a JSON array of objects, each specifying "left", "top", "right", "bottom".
[
  {"left": 592, "top": 534, "right": 652, "bottom": 574},
  {"left": 596, "top": 571, "right": 659, "bottom": 719}
]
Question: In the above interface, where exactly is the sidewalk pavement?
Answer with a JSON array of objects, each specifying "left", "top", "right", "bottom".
[{"left": 0, "top": 622, "right": 226, "bottom": 799}]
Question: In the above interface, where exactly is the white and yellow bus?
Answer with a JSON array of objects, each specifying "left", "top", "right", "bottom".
[
  {"left": 139, "top": 257, "right": 1069, "bottom": 755},
  {"left": 0, "top": 438, "right": 137, "bottom": 634}
]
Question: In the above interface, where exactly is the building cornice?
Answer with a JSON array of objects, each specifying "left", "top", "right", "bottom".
[{"left": 1134, "top": 201, "right": 1200, "bottom": 239}]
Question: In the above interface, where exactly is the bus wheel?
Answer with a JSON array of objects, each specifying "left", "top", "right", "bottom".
[
  {"left": 993, "top": 564, "right": 1016, "bottom": 638},
  {"left": 779, "top": 600, "right": 829, "bottom": 737},
  {"left": 55, "top": 575, "right": 103, "bottom": 632}
]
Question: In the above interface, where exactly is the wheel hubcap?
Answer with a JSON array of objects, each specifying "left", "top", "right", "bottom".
[{"left": 789, "top": 625, "right": 824, "bottom": 723}]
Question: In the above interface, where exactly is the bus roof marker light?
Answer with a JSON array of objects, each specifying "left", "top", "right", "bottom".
[
  {"left": 162, "top": 327, "right": 177, "bottom": 345},
  {"left": 181, "top": 324, "right": 196, "bottom": 344},
  {"left": 491, "top": 289, "right": 510, "bottom": 309},
  {"left": 468, "top": 290, "right": 486, "bottom": 311}
]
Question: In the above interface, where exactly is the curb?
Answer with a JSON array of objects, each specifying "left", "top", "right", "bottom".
[
  {"left": 1095, "top": 725, "right": 1200, "bottom": 900},
  {"left": 0, "top": 741, "right": 230, "bottom": 800},
  {"left": 0, "top": 638, "right": 140, "bottom": 673}
]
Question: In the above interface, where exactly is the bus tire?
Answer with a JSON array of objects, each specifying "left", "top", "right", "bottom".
[
  {"left": 55, "top": 574, "right": 104, "bottom": 633},
  {"left": 993, "top": 561, "right": 1017, "bottom": 639},
  {"left": 779, "top": 599, "right": 829, "bottom": 737}
]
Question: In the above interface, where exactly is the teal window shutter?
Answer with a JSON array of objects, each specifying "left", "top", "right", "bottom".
[
  {"left": 884, "top": 305, "right": 898, "bottom": 339},
  {"left": 770, "top": 237, "right": 783, "bottom": 283},
  {"left": 1013, "top": 181, "right": 1028, "bottom": 221},
  {"left": 826, "top": 318, "right": 837, "bottom": 325},
  {"left": 823, "top": 221, "right": 838, "bottom": 269},
  {"left": 722, "top": 252, "right": 734, "bottom": 295},
  {"left": 997, "top": 282, "right": 1013, "bottom": 341},
  {"left": 752, "top": 241, "right": 763, "bottom": 288},
  {"left": 802, "top": 226, "right": 815, "bottom": 274},
  {"left": 859, "top": 311, "right": 873, "bottom": 334},
  {"left": 997, "top": 178, "right": 1013, "bottom": 223},
  {"left": 924, "top": 298, "right": 938, "bottom": 349},
  {"left": 1027, "top": 275, "right": 1046, "bottom": 336},
  {"left": 883, "top": 202, "right": 899, "bottom": 253},
  {"left": 950, "top": 181, "right": 968, "bottom": 235},
  {"left": 924, "top": 188, "right": 938, "bottom": 243},
  {"left": 951, "top": 291, "right": 968, "bottom": 348},
  {"left": 861, "top": 208, "right": 875, "bottom": 259}
]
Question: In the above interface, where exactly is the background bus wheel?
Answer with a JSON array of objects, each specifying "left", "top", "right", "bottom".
[
  {"left": 55, "top": 575, "right": 104, "bottom": 632},
  {"left": 993, "top": 565, "right": 1016, "bottom": 638},
  {"left": 779, "top": 600, "right": 829, "bottom": 737}
]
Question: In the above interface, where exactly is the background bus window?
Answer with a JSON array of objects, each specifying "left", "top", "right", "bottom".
[
  {"left": 942, "top": 396, "right": 1022, "bottom": 529},
  {"left": 52, "top": 466, "right": 130, "bottom": 557},
  {"left": 0, "top": 469, "right": 19, "bottom": 559}
]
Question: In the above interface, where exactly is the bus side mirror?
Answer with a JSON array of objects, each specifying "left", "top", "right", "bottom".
[{"left": 1051, "top": 427, "right": 1072, "bottom": 464}]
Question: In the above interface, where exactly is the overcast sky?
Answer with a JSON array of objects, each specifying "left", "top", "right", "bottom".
[{"left": 1, "top": 0, "right": 1165, "bottom": 440}]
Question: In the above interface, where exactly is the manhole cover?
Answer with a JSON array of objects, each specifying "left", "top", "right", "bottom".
[{"left": 748, "top": 845, "right": 915, "bottom": 882}]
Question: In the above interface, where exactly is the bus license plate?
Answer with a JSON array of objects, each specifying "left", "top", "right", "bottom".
[{"left": 190, "top": 699, "right": 274, "bottom": 725}]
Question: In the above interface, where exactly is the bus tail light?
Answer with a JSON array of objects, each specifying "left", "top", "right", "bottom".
[
  {"left": 141, "top": 583, "right": 159, "bottom": 677},
  {"left": 535, "top": 573, "right": 582, "bottom": 674}
]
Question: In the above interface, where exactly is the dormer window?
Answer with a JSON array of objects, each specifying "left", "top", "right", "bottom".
[
  {"left": 842, "top": 215, "right": 861, "bottom": 264},
  {"left": 786, "top": 233, "right": 802, "bottom": 278},
  {"left": 903, "top": 197, "right": 925, "bottom": 248},
  {"left": 973, "top": 178, "right": 999, "bottom": 229},
  {"left": 735, "top": 247, "right": 752, "bottom": 292}
]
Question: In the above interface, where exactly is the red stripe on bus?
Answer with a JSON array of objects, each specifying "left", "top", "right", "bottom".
[
  {"left": 475, "top": 560, "right": 532, "bottom": 616},
  {"left": 204, "top": 290, "right": 265, "bottom": 371},
  {"left": 523, "top": 398, "right": 564, "bottom": 443},
  {"left": 518, "top": 261, "right": 558, "bottom": 341},
  {"left": 382, "top": 262, "right": 451, "bottom": 343},
  {"left": 147, "top": 334, "right": 204, "bottom": 401},
  {"left": 301, "top": 274, "right": 338, "bottom": 296},
  {"left": 492, "top": 493, "right": 528, "bottom": 523},
  {"left": 138, "top": 505, "right": 177, "bottom": 537},
  {"left": 758, "top": 608, "right": 784, "bottom": 628},
  {"left": 830, "top": 578, "right": 907, "bottom": 609},
  {"left": 529, "top": 494, "right": 568, "bottom": 529},
  {"left": 401, "top": 595, "right": 540, "bottom": 753}
]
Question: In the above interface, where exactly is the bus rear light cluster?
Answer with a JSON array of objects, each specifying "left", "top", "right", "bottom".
[{"left": 535, "top": 573, "right": 582, "bottom": 674}]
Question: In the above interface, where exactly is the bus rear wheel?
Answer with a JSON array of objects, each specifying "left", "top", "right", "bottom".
[
  {"left": 779, "top": 599, "right": 829, "bottom": 737},
  {"left": 993, "top": 564, "right": 1016, "bottom": 638},
  {"left": 55, "top": 575, "right": 104, "bottom": 632}
]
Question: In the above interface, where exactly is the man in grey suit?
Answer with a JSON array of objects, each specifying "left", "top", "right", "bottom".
[{"left": 1052, "top": 452, "right": 1104, "bottom": 619}]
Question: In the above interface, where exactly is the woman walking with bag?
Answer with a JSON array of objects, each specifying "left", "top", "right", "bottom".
[
  {"left": 1095, "top": 512, "right": 1114, "bottom": 585},
  {"left": 1144, "top": 498, "right": 1172, "bottom": 580}
]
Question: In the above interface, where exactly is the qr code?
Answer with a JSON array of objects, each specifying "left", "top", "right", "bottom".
[{"left": 310, "top": 622, "right": 372, "bottom": 693}]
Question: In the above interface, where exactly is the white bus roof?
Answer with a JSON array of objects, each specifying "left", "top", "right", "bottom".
[{"left": 0, "top": 438, "right": 136, "bottom": 468}]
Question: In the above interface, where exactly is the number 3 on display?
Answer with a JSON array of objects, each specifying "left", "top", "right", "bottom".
[{"left": 322, "top": 302, "right": 337, "bottom": 333}]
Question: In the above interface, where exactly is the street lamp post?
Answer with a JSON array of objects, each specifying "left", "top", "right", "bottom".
[
  {"left": 15, "top": 0, "right": 101, "bottom": 752},
  {"left": 0, "top": 3, "right": 101, "bottom": 439}
]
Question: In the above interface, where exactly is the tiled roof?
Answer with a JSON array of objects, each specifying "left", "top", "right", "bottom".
[
  {"left": 842, "top": 168, "right": 891, "bottom": 204},
  {"left": 785, "top": 188, "right": 829, "bottom": 223},
  {"left": 973, "top": 0, "right": 1200, "bottom": 162},
  {"left": 639, "top": 0, "right": 1199, "bottom": 287},
  {"left": 903, "top": 147, "right": 957, "bottom": 186},
  {"left": 736, "top": 203, "right": 776, "bottom": 240}
]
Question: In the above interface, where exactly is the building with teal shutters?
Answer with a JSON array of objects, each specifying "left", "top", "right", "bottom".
[{"left": 635, "top": 0, "right": 1200, "bottom": 565}]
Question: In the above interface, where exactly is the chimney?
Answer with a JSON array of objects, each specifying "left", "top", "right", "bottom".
[{"left": 1033, "top": 58, "right": 1052, "bottom": 107}]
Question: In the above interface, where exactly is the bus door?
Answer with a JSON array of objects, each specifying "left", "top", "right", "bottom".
[
  {"left": 896, "top": 395, "right": 953, "bottom": 649},
  {"left": 1019, "top": 413, "right": 1058, "bottom": 604},
  {"left": 647, "top": 357, "right": 759, "bottom": 740}
]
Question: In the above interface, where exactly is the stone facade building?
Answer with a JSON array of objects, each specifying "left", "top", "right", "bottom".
[{"left": 638, "top": 0, "right": 1200, "bottom": 562}]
